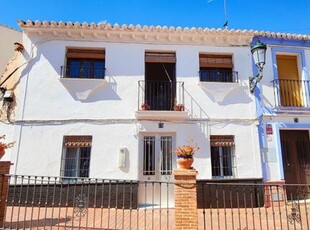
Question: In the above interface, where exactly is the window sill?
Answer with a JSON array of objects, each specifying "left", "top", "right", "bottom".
[
  {"left": 273, "top": 106, "right": 310, "bottom": 114},
  {"left": 59, "top": 78, "right": 107, "bottom": 100},
  {"left": 198, "top": 82, "right": 246, "bottom": 103},
  {"left": 135, "top": 110, "right": 189, "bottom": 121}
]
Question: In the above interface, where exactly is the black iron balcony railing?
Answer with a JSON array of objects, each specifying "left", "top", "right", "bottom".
[
  {"left": 138, "top": 80, "right": 184, "bottom": 111},
  {"left": 272, "top": 79, "right": 310, "bottom": 108},
  {"left": 199, "top": 69, "right": 238, "bottom": 83},
  {"left": 61, "top": 66, "right": 105, "bottom": 79}
]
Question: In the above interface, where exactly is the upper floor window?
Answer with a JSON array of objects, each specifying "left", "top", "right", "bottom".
[
  {"left": 199, "top": 54, "right": 238, "bottom": 82},
  {"left": 61, "top": 135, "right": 92, "bottom": 178},
  {"left": 210, "top": 135, "right": 235, "bottom": 178},
  {"left": 62, "top": 48, "right": 105, "bottom": 79}
]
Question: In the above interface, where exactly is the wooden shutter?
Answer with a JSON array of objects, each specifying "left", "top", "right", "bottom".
[
  {"left": 64, "top": 136, "right": 92, "bottom": 147},
  {"left": 200, "top": 54, "right": 233, "bottom": 68},
  {"left": 145, "top": 52, "right": 176, "bottom": 63},
  {"left": 66, "top": 49, "right": 105, "bottom": 59},
  {"left": 210, "top": 135, "right": 235, "bottom": 147}
]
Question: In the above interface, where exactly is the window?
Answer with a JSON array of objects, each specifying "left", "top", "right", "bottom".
[
  {"left": 199, "top": 54, "right": 237, "bottom": 82},
  {"left": 63, "top": 49, "right": 105, "bottom": 79},
  {"left": 142, "top": 135, "right": 173, "bottom": 175},
  {"left": 210, "top": 135, "right": 235, "bottom": 178},
  {"left": 61, "top": 136, "right": 92, "bottom": 178}
]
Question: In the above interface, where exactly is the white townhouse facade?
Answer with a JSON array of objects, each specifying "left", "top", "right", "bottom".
[{"left": 0, "top": 20, "right": 264, "bottom": 191}]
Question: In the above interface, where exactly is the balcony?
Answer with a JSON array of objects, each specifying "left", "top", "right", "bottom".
[
  {"left": 198, "top": 70, "right": 244, "bottom": 103},
  {"left": 199, "top": 69, "right": 238, "bottom": 83},
  {"left": 272, "top": 79, "right": 310, "bottom": 109},
  {"left": 61, "top": 66, "right": 105, "bottom": 79},
  {"left": 136, "top": 80, "right": 189, "bottom": 120},
  {"left": 59, "top": 66, "right": 107, "bottom": 100}
]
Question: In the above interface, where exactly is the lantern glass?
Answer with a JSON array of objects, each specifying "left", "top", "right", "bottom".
[{"left": 251, "top": 41, "right": 267, "bottom": 69}]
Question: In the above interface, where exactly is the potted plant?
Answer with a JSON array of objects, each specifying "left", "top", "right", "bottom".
[
  {"left": 141, "top": 102, "right": 151, "bottom": 110},
  {"left": 175, "top": 140, "right": 199, "bottom": 169},
  {"left": 0, "top": 135, "right": 14, "bottom": 160},
  {"left": 174, "top": 104, "right": 185, "bottom": 111}
]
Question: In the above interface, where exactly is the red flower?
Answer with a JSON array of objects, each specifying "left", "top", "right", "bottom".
[
  {"left": 174, "top": 139, "right": 199, "bottom": 158},
  {"left": 0, "top": 135, "right": 15, "bottom": 151}
]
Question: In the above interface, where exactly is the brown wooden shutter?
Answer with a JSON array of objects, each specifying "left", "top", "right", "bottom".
[
  {"left": 145, "top": 52, "right": 176, "bottom": 63},
  {"left": 199, "top": 54, "right": 233, "bottom": 68},
  {"left": 66, "top": 49, "right": 105, "bottom": 59},
  {"left": 210, "top": 135, "right": 235, "bottom": 147},
  {"left": 64, "top": 136, "right": 92, "bottom": 147}
]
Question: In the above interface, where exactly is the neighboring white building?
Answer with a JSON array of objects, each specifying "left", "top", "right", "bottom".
[
  {"left": 0, "top": 25, "right": 22, "bottom": 76},
  {"left": 252, "top": 35, "right": 310, "bottom": 185},
  {"left": 1, "top": 20, "right": 264, "bottom": 189}
]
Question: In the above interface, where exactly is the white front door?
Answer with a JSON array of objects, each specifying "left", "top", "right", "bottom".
[{"left": 138, "top": 134, "right": 176, "bottom": 207}]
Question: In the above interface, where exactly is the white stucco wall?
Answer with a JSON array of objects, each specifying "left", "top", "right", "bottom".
[
  {"left": 0, "top": 123, "right": 15, "bottom": 161},
  {"left": 7, "top": 32, "right": 262, "bottom": 180},
  {"left": 16, "top": 39, "right": 256, "bottom": 121}
]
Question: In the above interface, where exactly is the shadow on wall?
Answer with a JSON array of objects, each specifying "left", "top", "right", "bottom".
[
  {"left": 199, "top": 82, "right": 251, "bottom": 105},
  {"left": 218, "top": 85, "right": 252, "bottom": 105},
  {"left": 59, "top": 77, "right": 121, "bottom": 103},
  {"left": 85, "top": 76, "right": 121, "bottom": 102}
]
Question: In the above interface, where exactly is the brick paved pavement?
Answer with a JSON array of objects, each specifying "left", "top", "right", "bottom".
[{"left": 3, "top": 203, "right": 309, "bottom": 229}]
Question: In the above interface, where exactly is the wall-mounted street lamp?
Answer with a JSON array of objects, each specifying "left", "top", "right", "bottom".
[{"left": 249, "top": 41, "right": 267, "bottom": 93}]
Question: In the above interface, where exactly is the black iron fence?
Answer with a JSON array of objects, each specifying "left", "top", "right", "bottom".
[
  {"left": 198, "top": 181, "right": 310, "bottom": 230},
  {"left": 1, "top": 175, "right": 173, "bottom": 230},
  {"left": 272, "top": 79, "right": 310, "bottom": 108},
  {"left": 138, "top": 80, "right": 184, "bottom": 111},
  {"left": 1, "top": 174, "right": 310, "bottom": 229}
]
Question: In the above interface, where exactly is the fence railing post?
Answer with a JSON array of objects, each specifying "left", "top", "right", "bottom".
[
  {"left": 0, "top": 161, "right": 11, "bottom": 228},
  {"left": 173, "top": 169, "right": 198, "bottom": 230}
]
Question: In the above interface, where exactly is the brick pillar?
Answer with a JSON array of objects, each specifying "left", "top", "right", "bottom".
[
  {"left": 264, "top": 181, "right": 286, "bottom": 208},
  {"left": 173, "top": 169, "right": 198, "bottom": 230},
  {"left": 0, "top": 161, "right": 11, "bottom": 228}
]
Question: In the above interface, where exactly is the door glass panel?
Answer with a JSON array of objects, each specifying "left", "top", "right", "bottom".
[
  {"left": 67, "top": 60, "right": 80, "bottom": 78},
  {"left": 94, "top": 60, "right": 105, "bottom": 79},
  {"left": 161, "top": 136, "right": 172, "bottom": 175},
  {"left": 82, "top": 60, "right": 91, "bottom": 78},
  {"left": 143, "top": 136, "right": 155, "bottom": 175}
]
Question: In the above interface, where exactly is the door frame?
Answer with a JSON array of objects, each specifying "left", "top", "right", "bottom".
[
  {"left": 144, "top": 51, "right": 177, "bottom": 111},
  {"left": 279, "top": 129, "right": 310, "bottom": 184},
  {"left": 276, "top": 53, "right": 303, "bottom": 107},
  {"left": 138, "top": 132, "right": 176, "bottom": 181},
  {"left": 137, "top": 132, "right": 176, "bottom": 208}
]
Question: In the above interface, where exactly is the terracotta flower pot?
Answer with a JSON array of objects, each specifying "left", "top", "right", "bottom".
[
  {"left": 0, "top": 148, "right": 5, "bottom": 160},
  {"left": 177, "top": 157, "right": 194, "bottom": 169}
]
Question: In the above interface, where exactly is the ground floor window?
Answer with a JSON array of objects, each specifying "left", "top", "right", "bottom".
[
  {"left": 210, "top": 135, "right": 235, "bottom": 178},
  {"left": 61, "top": 136, "right": 92, "bottom": 178}
]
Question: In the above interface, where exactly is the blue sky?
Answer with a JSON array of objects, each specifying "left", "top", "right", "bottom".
[{"left": 1, "top": 0, "right": 310, "bottom": 34}]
